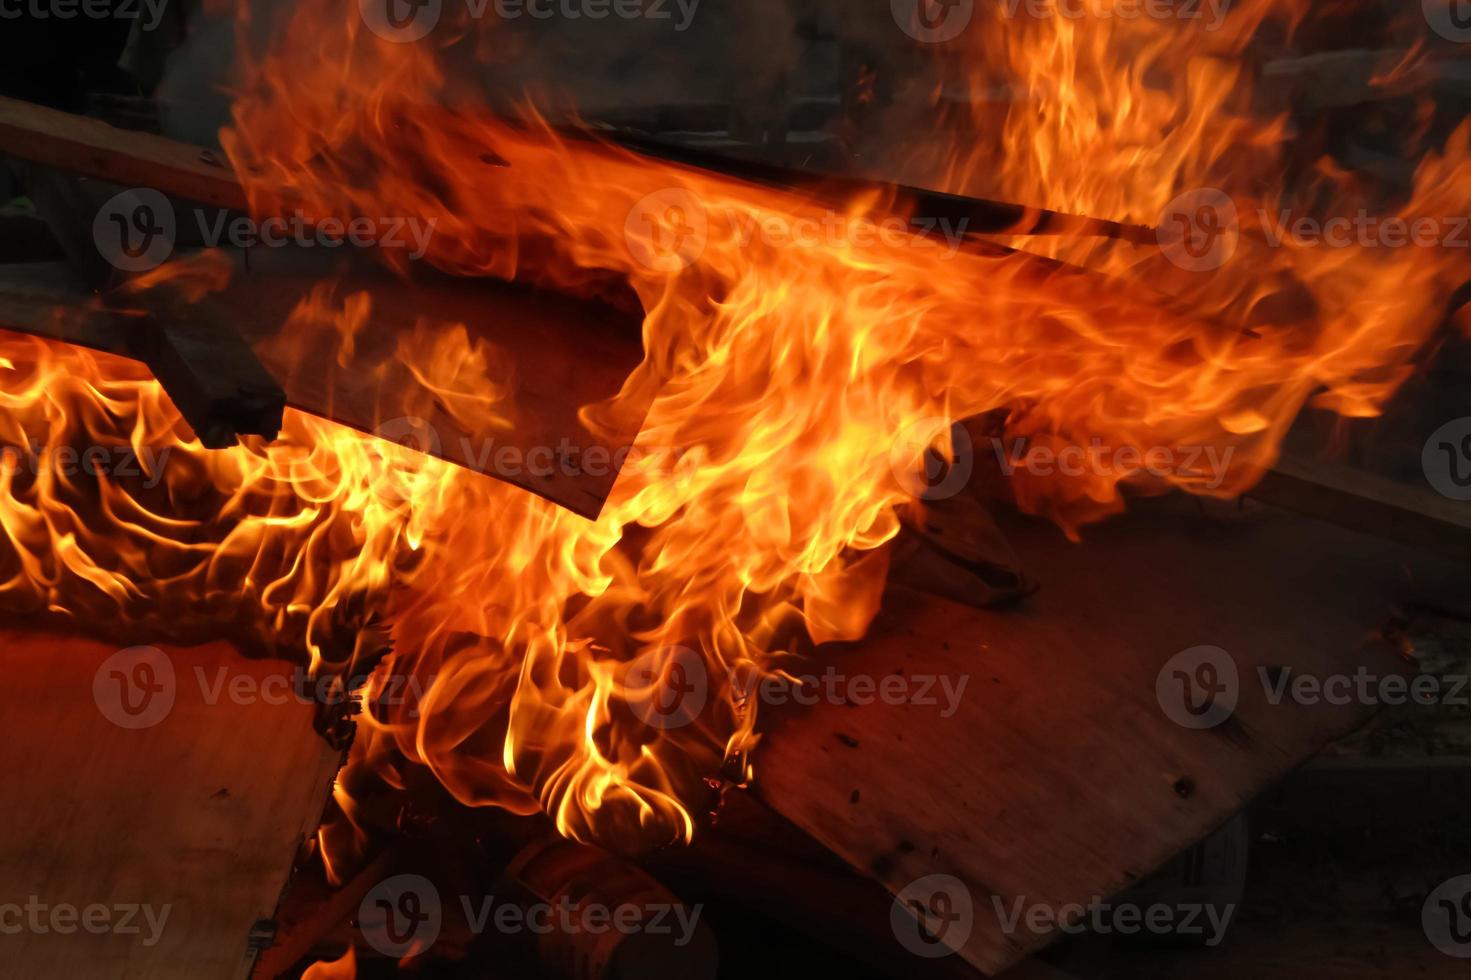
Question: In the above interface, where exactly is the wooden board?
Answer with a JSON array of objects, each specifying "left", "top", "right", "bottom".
[
  {"left": 0, "top": 257, "right": 650, "bottom": 519},
  {"left": 753, "top": 495, "right": 1471, "bottom": 974},
  {"left": 0, "top": 625, "right": 341, "bottom": 980}
]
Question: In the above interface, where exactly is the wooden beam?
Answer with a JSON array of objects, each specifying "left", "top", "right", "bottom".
[
  {"left": 753, "top": 495, "right": 1471, "bottom": 974},
  {"left": 0, "top": 94, "right": 1155, "bottom": 247},
  {"left": 1248, "top": 454, "right": 1471, "bottom": 564},
  {"left": 0, "top": 95, "right": 248, "bottom": 212}
]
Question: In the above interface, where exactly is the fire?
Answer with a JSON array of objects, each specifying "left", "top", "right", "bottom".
[{"left": 2, "top": 0, "right": 1469, "bottom": 876}]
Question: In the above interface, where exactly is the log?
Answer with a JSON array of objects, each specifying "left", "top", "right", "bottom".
[{"left": 752, "top": 494, "right": 1471, "bottom": 974}]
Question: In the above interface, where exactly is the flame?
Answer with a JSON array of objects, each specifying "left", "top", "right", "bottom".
[{"left": 1, "top": 0, "right": 1468, "bottom": 867}]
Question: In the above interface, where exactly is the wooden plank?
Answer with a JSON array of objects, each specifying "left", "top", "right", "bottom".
[
  {"left": 1248, "top": 454, "right": 1471, "bottom": 564},
  {"left": 0, "top": 624, "right": 341, "bottom": 980},
  {"left": 0, "top": 259, "right": 649, "bottom": 519},
  {"left": 753, "top": 495, "right": 1471, "bottom": 974},
  {"left": 0, "top": 95, "right": 248, "bottom": 213},
  {"left": 12, "top": 162, "right": 287, "bottom": 449},
  {"left": 0, "top": 95, "right": 1154, "bottom": 248}
]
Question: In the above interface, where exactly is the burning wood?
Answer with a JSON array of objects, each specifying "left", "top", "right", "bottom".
[{"left": 0, "top": 2, "right": 1468, "bottom": 978}]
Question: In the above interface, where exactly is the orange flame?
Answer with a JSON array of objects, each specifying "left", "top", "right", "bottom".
[{"left": 1, "top": 0, "right": 1468, "bottom": 864}]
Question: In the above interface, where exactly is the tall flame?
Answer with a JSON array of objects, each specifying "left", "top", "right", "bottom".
[{"left": 2, "top": 0, "right": 1468, "bottom": 861}]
